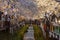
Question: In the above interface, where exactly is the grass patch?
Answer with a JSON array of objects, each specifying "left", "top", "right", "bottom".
[
  {"left": 13, "top": 24, "right": 29, "bottom": 40},
  {"left": 33, "top": 25, "right": 45, "bottom": 40}
]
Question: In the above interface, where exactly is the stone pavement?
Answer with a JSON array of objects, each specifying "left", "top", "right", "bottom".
[{"left": 23, "top": 25, "right": 35, "bottom": 40}]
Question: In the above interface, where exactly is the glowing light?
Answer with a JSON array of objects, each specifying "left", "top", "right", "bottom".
[
  {"left": 13, "top": 8, "right": 17, "bottom": 12},
  {"left": 58, "top": 20, "right": 60, "bottom": 24}
]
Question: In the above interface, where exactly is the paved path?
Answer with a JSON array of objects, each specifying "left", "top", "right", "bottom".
[{"left": 23, "top": 25, "right": 35, "bottom": 40}]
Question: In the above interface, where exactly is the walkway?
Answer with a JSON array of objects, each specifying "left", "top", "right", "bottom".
[{"left": 23, "top": 25, "right": 35, "bottom": 40}]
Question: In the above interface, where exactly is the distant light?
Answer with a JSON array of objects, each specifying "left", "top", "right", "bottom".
[
  {"left": 58, "top": 20, "right": 60, "bottom": 24},
  {"left": 4, "top": 11, "right": 7, "bottom": 15}
]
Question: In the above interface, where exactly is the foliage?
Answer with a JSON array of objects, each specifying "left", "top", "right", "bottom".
[
  {"left": 33, "top": 25, "right": 45, "bottom": 40},
  {"left": 13, "top": 24, "right": 29, "bottom": 40}
]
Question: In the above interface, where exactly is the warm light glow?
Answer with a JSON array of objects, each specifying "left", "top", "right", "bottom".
[
  {"left": 58, "top": 20, "right": 60, "bottom": 24},
  {"left": 13, "top": 8, "right": 17, "bottom": 12}
]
